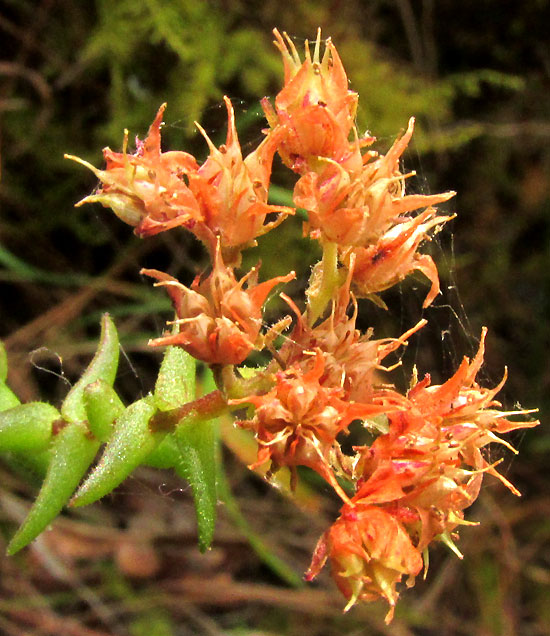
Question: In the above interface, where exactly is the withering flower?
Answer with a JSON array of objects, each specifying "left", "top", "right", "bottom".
[
  {"left": 340, "top": 208, "right": 453, "bottom": 308},
  {"left": 67, "top": 99, "right": 293, "bottom": 262},
  {"left": 262, "top": 29, "right": 367, "bottom": 174},
  {"left": 66, "top": 104, "right": 201, "bottom": 237},
  {"left": 231, "top": 350, "right": 387, "bottom": 499},
  {"left": 306, "top": 505, "right": 423, "bottom": 622},
  {"left": 294, "top": 118, "right": 455, "bottom": 246},
  {"left": 279, "top": 270, "right": 427, "bottom": 402},
  {"left": 188, "top": 96, "right": 294, "bottom": 262},
  {"left": 142, "top": 247, "right": 294, "bottom": 365}
]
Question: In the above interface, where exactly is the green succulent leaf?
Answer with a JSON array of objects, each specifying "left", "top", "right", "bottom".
[
  {"left": 84, "top": 379, "right": 125, "bottom": 441},
  {"left": 0, "top": 342, "right": 8, "bottom": 381},
  {"left": 61, "top": 314, "right": 119, "bottom": 423},
  {"left": 71, "top": 396, "right": 159, "bottom": 507},
  {"left": 0, "top": 402, "right": 59, "bottom": 452},
  {"left": 154, "top": 345, "right": 196, "bottom": 411},
  {"left": 172, "top": 368, "right": 218, "bottom": 552},
  {"left": 7, "top": 421, "right": 100, "bottom": 555},
  {"left": 143, "top": 432, "right": 181, "bottom": 468},
  {"left": 153, "top": 344, "right": 218, "bottom": 549},
  {"left": 173, "top": 416, "right": 218, "bottom": 552},
  {"left": 0, "top": 383, "right": 20, "bottom": 412}
]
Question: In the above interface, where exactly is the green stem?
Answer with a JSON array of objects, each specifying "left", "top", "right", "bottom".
[{"left": 306, "top": 240, "right": 340, "bottom": 326}]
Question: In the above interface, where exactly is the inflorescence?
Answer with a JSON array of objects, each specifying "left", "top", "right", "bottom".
[{"left": 67, "top": 29, "right": 538, "bottom": 622}]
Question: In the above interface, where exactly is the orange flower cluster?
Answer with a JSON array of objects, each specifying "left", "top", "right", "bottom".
[
  {"left": 67, "top": 97, "right": 293, "bottom": 265},
  {"left": 305, "top": 330, "right": 537, "bottom": 621},
  {"left": 68, "top": 28, "right": 537, "bottom": 621},
  {"left": 262, "top": 29, "right": 455, "bottom": 308}
]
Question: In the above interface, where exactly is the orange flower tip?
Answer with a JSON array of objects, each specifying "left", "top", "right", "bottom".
[
  {"left": 73, "top": 197, "right": 88, "bottom": 208},
  {"left": 384, "top": 606, "right": 396, "bottom": 625},
  {"left": 151, "top": 102, "right": 167, "bottom": 127}
]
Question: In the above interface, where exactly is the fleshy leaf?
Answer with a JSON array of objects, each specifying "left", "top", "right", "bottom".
[
  {"left": 173, "top": 416, "right": 218, "bottom": 552},
  {"left": 154, "top": 344, "right": 217, "bottom": 549},
  {"left": 0, "top": 383, "right": 20, "bottom": 411},
  {"left": 61, "top": 314, "right": 119, "bottom": 423},
  {"left": 70, "top": 396, "right": 159, "bottom": 507},
  {"left": 0, "top": 345, "right": 20, "bottom": 411},
  {"left": 171, "top": 368, "right": 217, "bottom": 552},
  {"left": 0, "top": 342, "right": 8, "bottom": 381},
  {"left": 144, "top": 433, "right": 181, "bottom": 468},
  {"left": 154, "top": 345, "right": 196, "bottom": 411},
  {"left": 84, "top": 379, "right": 125, "bottom": 441},
  {"left": 7, "top": 421, "right": 99, "bottom": 555},
  {"left": 0, "top": 402, "right": 59, "bottom": 452}
]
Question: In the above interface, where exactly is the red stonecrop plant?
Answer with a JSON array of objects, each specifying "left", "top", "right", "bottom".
[{"left": 1, "top": 29, "right": 537, "bottom": 623}]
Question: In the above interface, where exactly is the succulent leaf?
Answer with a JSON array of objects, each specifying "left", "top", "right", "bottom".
[
  {"left": 143, "top": 433, "right": 181, "bottom": 468},
  {"left": 154, "top": 345, "right": 196, "bottom": 411},
  {"left": 84, "top": 379, "right": 125, "bottom": 441},
  {"left": 173, "top": 416, "right": 218, "bottom": 552},
  {"left": 61, "top": 314, "right": 119, "bottom": 423},
  {"left": 7, "top": 421, "right": 99, "bottom": 555},
  {"left": 0, "top": 402, "right": 59, "bottom": 452},
  {"left": 0, "top": 383, "right": 20, "bottom": 412},
  {"left": 70, "top": 396, "right": 159, "bottom": 507},
  {"left": 0, "top": 342, "right": 8, "bottom": 381}
]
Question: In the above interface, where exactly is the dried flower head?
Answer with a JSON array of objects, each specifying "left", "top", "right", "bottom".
[
  {"left": 279, "top": 271, "right": 427, "bottom": 402},
  {"left": 341, "top": 208, "right": 453, "bottom": 308},
  {"left": 232, "top": 350, "right": 386, "bottom": 498},
  {"left": 262, "top": 29, "right": 367, "bottom": 174},
  {"left": 306, "top": 505, "right": 423, "bottom": 622},
  {"left": 188, "top": 96, "right": 294, "bottom": 262},
  {"left": 142, "top": 247, "right": 294, "bottom": 365},
  {"left": 66, "top": 104, "right": 201, "bottom": 237},
  {"left": 294, "top": 118, "right": 455, "bottom": 246}
]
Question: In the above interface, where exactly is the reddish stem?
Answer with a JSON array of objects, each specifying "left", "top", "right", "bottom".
[{"left": 149, "top": 390, "right": 228, "bottom": 432}]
